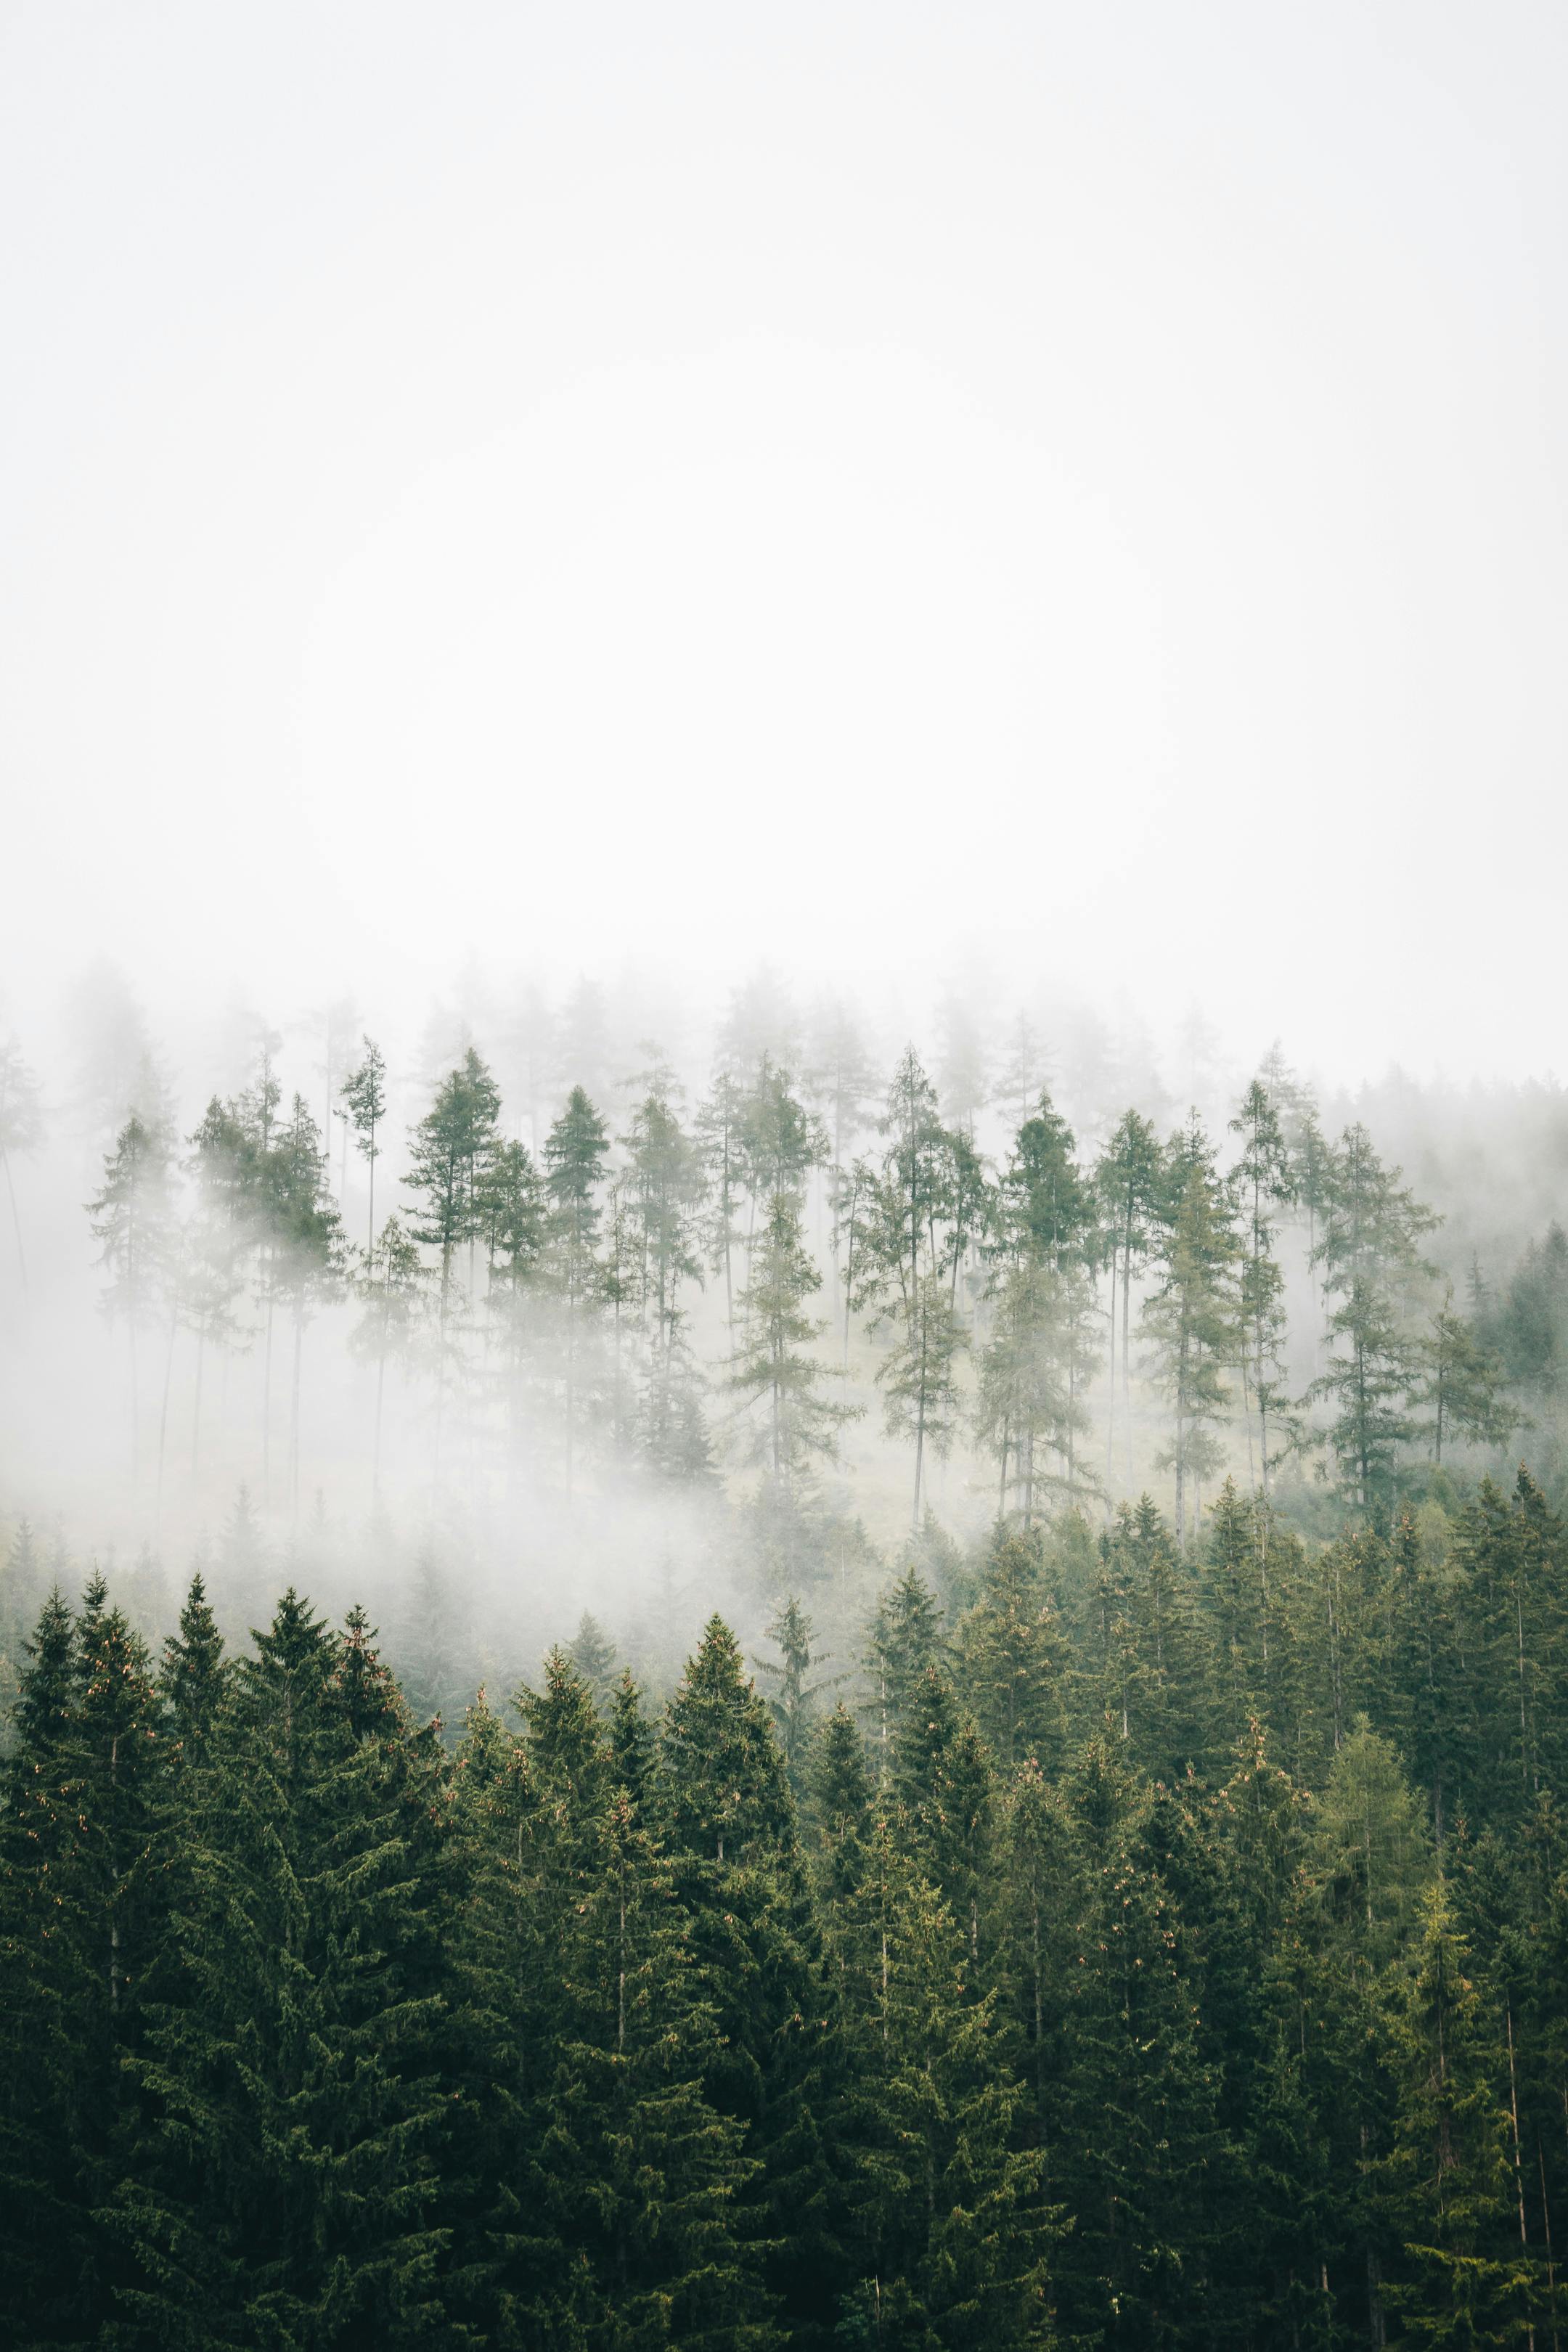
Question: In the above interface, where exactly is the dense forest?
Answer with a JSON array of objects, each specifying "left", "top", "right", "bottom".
[
  {"left": 3, "top": 968, "right": 1568, "bottom": 2345},
  {"left": 3, "top": 1479, "right": 1568, "bottom": 2346}
]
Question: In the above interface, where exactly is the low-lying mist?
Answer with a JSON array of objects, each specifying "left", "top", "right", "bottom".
[{"left": 2, "top": 954, "right": 1566, "bottom": 1717}]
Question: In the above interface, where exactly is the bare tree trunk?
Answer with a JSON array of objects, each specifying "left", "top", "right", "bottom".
[
  {"left": 1, "top": 1148, "right": 25, "bottom": 1291},
  {"left": 261, "top": 1297, "right": 274, "bottom": 1505},
  {"left": 129, "top": 1321, "right": 141, "bottom": 1484},
  {"left": 1122, "top": 1247, "right": 1135, "bottom": 1490},
  {"left": 155, "top": 1312, "right": 177, "bottom": 1532},
  {"left": 192, "top": 1329, "right": 205, "bottom": 1477},
  {"left": 290, "top": 1303, "right": 304, "bottom": 1519},
  {"left": 373, "top": 1347, "right": 386, "bottom": 1500}
]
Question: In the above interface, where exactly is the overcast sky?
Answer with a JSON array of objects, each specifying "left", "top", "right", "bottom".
[{"left": 1, "top": 2, "right": 1563, "bottom": 1082}]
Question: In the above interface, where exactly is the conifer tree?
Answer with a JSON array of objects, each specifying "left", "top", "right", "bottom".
[
  {"left": 1308, "top": 1122, "right": 1440, "bottom": 1522},
  {"left": 183, "top": 1095, "right": 253, "bottom": 1477},
  {"left": 979, "top": 1093, "right": 1098, "bottom": 1523},
  {"left": 659, "top": 1617, "right": 838, "bottom": 2338},
  {"left": 110, "top": 1592, "right": 452, "bottom": 2346},
  {"left": 830, "top": 1815, "right": 1058, "bottom": 2348},
  {"left": 1380, "top": 1880, "right": 1532, "bottom": 2345},
  {"left": 695, "top": 1069, "right": 748, "bottom": 1344},
  {"left": 0, "top": 1585, "right": 102, "bottom": 2340},
  {"left": 1142, "top": 1116, "right": 1241, "bottom": 1548},
  {"left": 956, "top": 1527, "right": 1063, "bottom": 1775},
  {"left": 1418, "top": 1289, "right": 1517, "bottom": 1465},
  {"left": 853, "top": 1050, "right": 973, "bottom": 1524},
  {"left": 270, "top": 1092, "right": 347, "bottom": 1514},
  {"left": 1094, "top": 1109, "right": 1165, "bottom": 1496},
  {"left": 621, "top": 1082, "right": 711, "bottom": 1479},
  {"left": 542, "top": 1085, "right": 611, "bottom": 1496},
  {"left": 754, "top": 1597, "right": 841, "bottom": 1795},
  {"left": 1047, "top": 1736, "right": 1225, "bottom": 2346},
  {"left": 608, "top": 1669, "right": 656, "bottom": 1813},
  {"left": 339, "top": 1033, "right": 388, "bottom": 1254},
  {"left": 1228, "top": 1074, "right": 1297, "bottom": 1490},
  {"left": 532, "top": 1783, "right": 780, "bottom": 2348},
  {"left": 729, "top": 1191, "right": 857, "bottom": 1496},
  {"left": 88, "top": 1108, "right": 177, "bottom": 1479},
  {"left": 865, "top": 1563, "right": 947, "bottom": 1786},
  {"left": 160, "top": 1571, "right": 229, "bottom": 1759}
]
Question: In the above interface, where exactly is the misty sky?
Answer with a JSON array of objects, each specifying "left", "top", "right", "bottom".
[{"left": 2, "top": 3, "right": 1563, "bottom": 1081}]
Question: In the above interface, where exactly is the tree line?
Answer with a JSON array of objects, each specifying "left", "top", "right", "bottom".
[
  {"left": 51, "top": 1020, "right": 1537, "bottom": 1540},
  {"left": 3, "top": 1461, "right": 1567, "bottom": 2346}
]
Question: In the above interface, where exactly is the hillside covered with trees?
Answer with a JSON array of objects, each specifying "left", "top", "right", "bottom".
[
  {"left": 3, "top": 972, "right": 1568, "bottom": 2345},
  {"left": 3, "top": 1474, "right": 1567, "bottom": 2346}
]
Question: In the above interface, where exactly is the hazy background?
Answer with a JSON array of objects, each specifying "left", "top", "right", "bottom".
[{"left": 2, "top": 0, "right": 1564, "bottom": 1081}]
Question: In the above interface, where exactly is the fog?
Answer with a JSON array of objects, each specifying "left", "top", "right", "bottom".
[{"left": 1, "top": 6, "right": 1565, "bottom": 1689}]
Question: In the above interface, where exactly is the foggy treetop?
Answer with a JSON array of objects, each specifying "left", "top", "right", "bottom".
[{"left": 2, "top": 962, "right": 1567, "bottom": 1594}]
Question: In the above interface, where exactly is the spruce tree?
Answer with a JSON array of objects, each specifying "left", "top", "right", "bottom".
[
  {"left": 1308, "top": 1122, "right": 1440, "bottom": 1523},
  {"left": 110, "top": 1592, "right": 452, "bottom": 2346},
  {"left": 339, "top": 1034, "right": 388, "bottom": 1256},
  {"left": 1142, "top": 1115, "right": 1241, "bottom": 1548},
  {"left": 1380, "top": 1880, "right": 1532, "bottom": 2345},
  {"left": 852, "top": 1050, "right": 973, "bottom": 1524},
  {"left": 955, "top": 1527, "right": 1063, "bottom": 1775},
  {"left": 542, "top": 1085, "right": 611, "bottom": 1495},
  {"left": 87, "top": 1109, "right": 178, "bottom": 1481},
  {"left": 1228, "top": 1074, "right": 1297, "bottom": 1490},
  {"left": 660, "top": 1617, "right": 839, "bottom": 2340}
]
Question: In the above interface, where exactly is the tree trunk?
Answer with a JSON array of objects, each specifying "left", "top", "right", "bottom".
[
  {"left": 290, "top": 1302, "right": 304, "bottom": 1519},
  {"left": 1, "top": 1148, "right": 25, "bottom": 1291},
  {"left": 373, "top": 1347, "right": 387, "bottom": 1499},
  {"left": 192, "top": 1328, "right": 205, "bottom": 1477},
  {"left": 155, "top": 1312, "right": 177, "bottom": 1530}
]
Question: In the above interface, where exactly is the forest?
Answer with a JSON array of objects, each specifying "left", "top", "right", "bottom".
[{"left": 3, "top": 967, "right": 1568, "bottom": 2346}]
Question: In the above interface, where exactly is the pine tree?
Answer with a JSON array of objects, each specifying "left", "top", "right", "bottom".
[
  {"left": 0, "top": 1585, "right": 103, "bottom": 2340},
  {"left": 830, "top": 1816, "right": 1058, "bottom": 2348},
  {"left": 160, "top": 1572, "right": 229, "bottom": 1759},
  {"left": 406, "top": 1048, "right": 505, "bottom": 1310},
  {"left": 865, "top": 1564, "right": 947, "bottom": 1787},
  {"left": 955, "top": 1527, "right": 1063, "bottom": 1775},
  {"left": 340, "top": 1034, "right": 388, "bottom": 1256},
  {"left": 88, "top": 1108, "right": 178, "bottom": 1481},
  {"left": 542, "top": 1085, "right": 611, "bottom": 1497},
  {"left": 1380, "top": 1879, "right": 1532, "bottom": 2345},
  {"left": 977, "top": 1093, "right": 1098, "bottom": 1525},
  {"left": 621, "top": 1080, "right": 709, "bottom": 1474},
  {"left": 530, "top": 1784, "right": 780, "bottom": 2347},
  {"left": 1308, "top": 1122, "right": 1440, "bottom": 1523},
  {"left": 608, "top": 1670, "right": 656, "bottom": 1815},
  {"left": 1229, "top": 1074, "right": 1297, "bottom": 1491},
  {"left": 695, "top": 1069, "right": 748, "bottom": 1346},
  {"left": 659, "top": 1617, "right": 838, "bottom": 2340},
  {"left": 1141, "top": 1116, "right": 1240, "bottom": 1548},
  {"left": 109, "top": 1592, "right": 452, "bottom": 2346},
  {"left": 729, "top": 1190, "right": 857, "bottom": 1496},
  {"left": 1418, "top": 1289, "right": 1518, "bottom": 1466},
  {"left": 1094, "top": 1109, "right": 1165, "bottom": 1499},
  {"left": 754, "top": 1598, "right": 841, "bottom": 1795},
  {"left": 852, "top": 1050, "right": 976, "bottom": 1525},
  {"left": 1048, "top": 1736, "right": 1226, "bottom": 2347},
  {"left": 270, "top": 1092, "right": 347, "bottom": 1514},
  {"left": 183, "top": 1095, "right": 253, "bottom": 1479}
]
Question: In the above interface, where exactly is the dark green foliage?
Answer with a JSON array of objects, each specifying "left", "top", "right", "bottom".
[
  {"left": 2, "top": 1477, "right": 1567, "bottom": 2349},
  {"left": 107, "top": 1591, "right": 452, "bottom": 2348}
]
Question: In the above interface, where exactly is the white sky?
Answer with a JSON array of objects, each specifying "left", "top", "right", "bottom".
[{"left": 1, "top": 1, "right": 1564, "bottom": 1082}]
